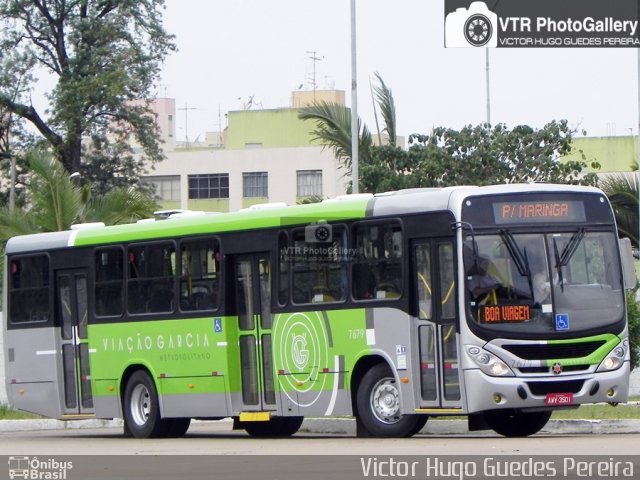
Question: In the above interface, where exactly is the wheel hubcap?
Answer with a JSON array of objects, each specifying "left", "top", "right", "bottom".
[
  {"left": 130, "top": 384, "right": 151, "bottom": 426},
  {"left": 371, "top": 377, "right": 401, "bottom": 424}
]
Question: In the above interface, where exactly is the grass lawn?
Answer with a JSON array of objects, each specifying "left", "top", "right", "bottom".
[
  {"left": 0, "top": 404, "right": 42, "bottom": 420},
  {"left": 551, "top": 400, "right": 640, "bottom": 420}
]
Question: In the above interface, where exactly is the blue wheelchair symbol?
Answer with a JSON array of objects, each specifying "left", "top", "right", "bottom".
[
  {"left": 214, "top": 318, "right": 222, "bottom": 333},
  {"left": 555, "top": 314, "right": 569, "bottom": 331}
]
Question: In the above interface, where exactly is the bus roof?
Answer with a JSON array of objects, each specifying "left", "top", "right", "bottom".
[{"left": 5, "top": 183, "right": 605, "bottom": 254}]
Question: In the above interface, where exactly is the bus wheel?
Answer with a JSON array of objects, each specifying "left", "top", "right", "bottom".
[
  {"left": 244, "top": 416, "right": 304, "bottom": 437},
  {"left": 356, "top": 363, "right": 428, "bottom": 437},
  {"left": 123, "top": 370, "right": 170, "bottom": 438},
  {"left": 483, "top": 410, "right": 551, "bottom": 437},
  {"left": 165, "top": 418, "right": 191, "bottom": 438}
]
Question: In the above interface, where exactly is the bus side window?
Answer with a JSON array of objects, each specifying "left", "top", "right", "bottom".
[
  {"left": 95, "top": 247, "right": 124, "bottom": 317},
  {"left": 291, "top": 226, "right": 347, "bottom": 304},
  {"left": 353, "top": 222, "right": 402, "bottom": 301},
  {"left": 127, "top": 242, "right": 176, "bottom": 314},
  {"left": 180, "top": 238, "right": 220, "bottom": 312},
  {"left": 9, "top": 254, "right": 50, "bottom": 323}
]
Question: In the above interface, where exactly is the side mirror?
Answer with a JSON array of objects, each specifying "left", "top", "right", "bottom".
[{"left": 619, "top": 237, "right": 636, "bottom": 290}]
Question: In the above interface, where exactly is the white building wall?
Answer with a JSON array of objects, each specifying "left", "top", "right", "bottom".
[{"left": 149, "top": 145, "right": 349, "bottom": 211}]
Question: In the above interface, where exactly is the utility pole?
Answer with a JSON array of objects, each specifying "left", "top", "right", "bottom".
[
  {"left": 637, "top": 48, "right": 640, "bottom": 250},
  {"left": 486, "top": 49, "right": 491, "bottom": 126},
  {"left": 350, "top": 0, "right": 359, "bottom": 194}
]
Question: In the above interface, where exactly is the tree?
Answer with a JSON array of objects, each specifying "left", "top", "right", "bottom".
[
  {"left": 299, "top": 101, "right": 372, "bottom": 171},
  {"left": 599, "top": 173, "right": 638, "bottom": 249},
  {"left": 0, "top": 150, "right": 158, "bottom": 243},
  {"left": 371, "top": 71, "right": 396, "bottom": 146},
  {"left": 300, "top": 75, "right": 597, "bottom": 193},
  {"left": 359, "top": 121, "right": 600, "bottom": 193},
  {"left": 0, "top": 0, "right": 176, "bottom": 189}
]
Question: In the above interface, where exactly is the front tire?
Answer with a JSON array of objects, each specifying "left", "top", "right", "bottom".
[
  {"left": 123, "top": 370, "right": 171, "bottom": 438},
  {"left": 483, "top": 410, "right": 551, "bottom": 437},
  {"left": 356, "top": 363, "right": 427, "bottom": 437}
]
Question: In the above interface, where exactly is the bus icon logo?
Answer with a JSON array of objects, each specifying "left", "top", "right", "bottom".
[{"left": 8, "top": 456, "right": 29, "bottom": 479}]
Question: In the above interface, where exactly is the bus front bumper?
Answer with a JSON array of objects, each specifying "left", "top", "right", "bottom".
[{"left": 462, "top": 363, "right": 630, "bottom": 414}]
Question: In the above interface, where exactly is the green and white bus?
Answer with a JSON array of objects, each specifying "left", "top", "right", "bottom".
[{"left": 3, "top": 184, "right": 634, "bottom": 438}]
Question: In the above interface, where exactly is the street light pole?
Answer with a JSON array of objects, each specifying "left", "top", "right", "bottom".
[
  {"left": 637, "top": 47, "right": 640, "bottom": 250},
  {"left": 350, "top": 0, "right": 359, "bottom": 194}
]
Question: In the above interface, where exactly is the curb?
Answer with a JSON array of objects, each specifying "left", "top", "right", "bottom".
[
  {"left": 301, "top": 418, "right": 640, "bottom": 435},
  {"left": 1, "top": 417, "right": 640, "bottom": 435}
]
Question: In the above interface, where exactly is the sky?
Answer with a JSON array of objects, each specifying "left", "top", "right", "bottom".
[{"left": 159, "top": 0, "right": 639, "bottom": 143}]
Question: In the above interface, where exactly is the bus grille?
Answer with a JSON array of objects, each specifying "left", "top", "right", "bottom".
[
  {"left": 527, "top": 380, "right": 585, "bottom": 395},
  {"left": 502, "top": 341, "right": 606, "bottom": 360}
]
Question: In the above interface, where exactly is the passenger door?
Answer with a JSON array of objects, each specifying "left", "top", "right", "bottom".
[
  {"left": 233, "top": 253, "right": 277, "bottom": 412},
  {"left": 413, "top": 239, "right": 461, "bottom": 410},
  {"left": 55, "top": 269, "right": 94, "bottom": 415}
]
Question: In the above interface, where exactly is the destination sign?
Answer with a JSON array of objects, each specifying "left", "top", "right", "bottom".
[
  {"left": 493, "top": 201, "right": 586, "bottom": 224},
  {"left": 481, "top": 305, "right": 531, "bottom": 323}
]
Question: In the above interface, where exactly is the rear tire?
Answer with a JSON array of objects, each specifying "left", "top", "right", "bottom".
[
  {"left": 356, "top": 363, "right": 428, "bottom": 437},
  {"left": 483, "top": 410, "right": 551, "bottom": 437},
  {"left": 123, "top": 370, "right": 171, "bottom": 438}
]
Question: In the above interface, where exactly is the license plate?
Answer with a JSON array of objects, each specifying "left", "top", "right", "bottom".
[{"left": 545, "top": 392, "right": 574, "bottom": 405}]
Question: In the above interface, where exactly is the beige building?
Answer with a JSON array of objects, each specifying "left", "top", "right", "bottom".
[{"left": 143, "top": 91, "right": 350, "bottom": 212}]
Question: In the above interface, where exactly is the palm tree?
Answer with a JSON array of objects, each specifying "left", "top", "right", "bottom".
[
  {"left": 372, "top": 71, "right": 396, "bottom": 146},
  {"left": 0, "top": 149, "right": 158, "bottom": 244},
  {"left": 599, "top": 173, "right": 638, "bottom": 248},
  {"left": 298, "top": 73, "right": 396, "bottom": 173},
  {"left": 298, "top": 101, "right": 372, "bottom": 170}
]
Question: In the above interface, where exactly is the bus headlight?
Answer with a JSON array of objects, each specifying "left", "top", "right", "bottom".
[
  {"left": 466, "top": 345, "right": 514, "bottom": 377},
  {"left": 597, "top": 342, "right": 627, "bottom": 372}
]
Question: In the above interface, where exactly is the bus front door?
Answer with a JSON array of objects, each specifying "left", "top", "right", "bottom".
[
  {"left": 55, "top": 269, "right": 94, "bottom": 416},
  {"left": 413, "top": 240, "right": 461, "bottom": 411},
  {"left": 233, "top": 253, "right": 276, "bottom": 413}
]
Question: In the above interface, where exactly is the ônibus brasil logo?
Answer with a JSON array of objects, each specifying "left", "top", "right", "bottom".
[{"left": 8, "top": 456, "right": 73, "bottom": 480}]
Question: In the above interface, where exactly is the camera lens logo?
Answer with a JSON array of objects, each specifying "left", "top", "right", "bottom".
[
  {"left": 465, "top": 12, "right": 493, "bottom": 46},
  {"left": 445, "top": 1, "right": 498, "bottom": 48},
  {"left": 305, "top": 223, "right": 332, "bottom": 243}
]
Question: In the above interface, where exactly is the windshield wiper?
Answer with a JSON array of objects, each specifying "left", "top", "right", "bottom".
[
  {"left": 557, "top": 228, "right": 586, "bottom": 267},
  {"left": 551, "top": 228, "right": 585, "bottom": 292},
  {"left": 552, "top": 238, "right": 565, "bottom": 291},
  {"left": 499, "top": 229, "right": 533, "bottom": 299}
]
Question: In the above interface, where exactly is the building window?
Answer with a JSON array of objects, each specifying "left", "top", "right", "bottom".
[
  {"left": 188, "top": 174, "right": 229, "bottom": 199},
  {"left": 296, "top": 170, "right": 322, "bottom": 197},
  {"left": 243, "top": 172, "right": 268, "bottom": 198},
  {"left": 144, "top": 175, "right": 180, "bottom": 202}
]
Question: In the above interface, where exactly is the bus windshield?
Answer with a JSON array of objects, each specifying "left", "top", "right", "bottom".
[{"left": 464, "top": 230, "right": 624, "bottom": 336}]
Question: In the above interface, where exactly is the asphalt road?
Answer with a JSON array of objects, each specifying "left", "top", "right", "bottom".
[{"left": 0, "top": 422, "right": 639, "bottom": 479}]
